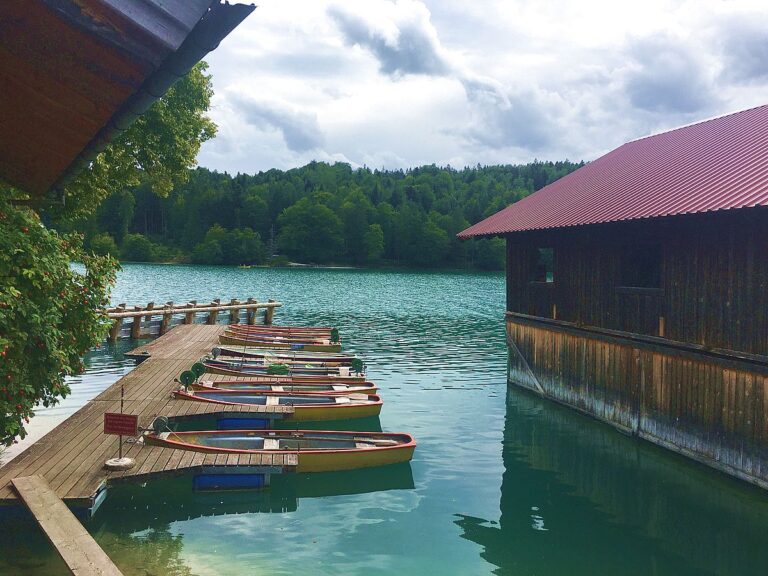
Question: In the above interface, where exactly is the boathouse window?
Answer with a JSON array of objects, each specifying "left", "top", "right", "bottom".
[
  {"left": 619, "top": 243, "right": 661, "bottom": 289},
  {"left": 530, "top": 247, "right": 554, "bottom": 283}
]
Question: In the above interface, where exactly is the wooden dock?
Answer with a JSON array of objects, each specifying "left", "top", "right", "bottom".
[
  {"left": 0, "top": 324, "right": 298, "bottom": 514},
  {"left": 12, "top": 475, "right": 123, "bottom": 576}
]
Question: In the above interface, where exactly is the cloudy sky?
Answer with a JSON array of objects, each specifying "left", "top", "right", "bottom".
[{"left": 198, "top": 0, "right": 768, "bottom": 174}]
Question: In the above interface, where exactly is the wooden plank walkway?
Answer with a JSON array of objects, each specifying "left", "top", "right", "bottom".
[
  {"left": 12, "top": 475, "right": 123, "bottom": 576},
  {"left": 0, "top": 324, "right": 297, "bottom": 510}
]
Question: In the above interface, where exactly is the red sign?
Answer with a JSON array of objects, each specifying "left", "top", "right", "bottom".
[{"left": 104, "top": 413, "right": 139, "bottom": 436}]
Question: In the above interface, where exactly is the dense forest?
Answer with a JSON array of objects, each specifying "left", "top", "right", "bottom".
[{"left": 75, "top": 160, "right": 582, "bottom": 270}]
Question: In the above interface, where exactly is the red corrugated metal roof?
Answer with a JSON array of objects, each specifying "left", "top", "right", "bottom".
[{"left": 458, "top": 105, "right": 768, "bottom": 238}]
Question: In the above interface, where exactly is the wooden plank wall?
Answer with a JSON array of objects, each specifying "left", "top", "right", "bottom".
[
  {"left": 505, "top": 208, "right": 768, "bottom": 356},
  {"left": 507, "top": 318, "right": 768, "bottom": 488}
]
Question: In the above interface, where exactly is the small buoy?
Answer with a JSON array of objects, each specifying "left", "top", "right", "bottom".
[{"left": 104, "top": 457, "right": 135, "bottom": 471}]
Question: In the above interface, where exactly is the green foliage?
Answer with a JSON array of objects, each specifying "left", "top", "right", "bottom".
[
  {"left": 191, "top": 224, "right": 266, "bottom": 265},
  {"left": 277, "top": 198, "right": 345, "bottom": 263},
  {"left": 121, "top": 233, "right": 156, "bottom": 262},
  {"left": 0, "top": 62, "right": 216, "bottom": 444},
  {"left": 0, "top": 193, "right": 118, "bottom": 445},
  {"left": 89, "top": 232, "right": 119, "bottom": 256},
  {"left": 51, "top": 62, "right": 216, "bottom": 221},
  {"left": 78, "top": 160, "right": 583, "bottom": 269},
  {"left": 364, "top": 223, "right": 385, "bottom": 264}
]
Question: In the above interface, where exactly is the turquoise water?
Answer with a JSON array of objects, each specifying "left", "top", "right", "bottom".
[{"left": 1, "top": 264, "right": 768, "bottom": 575}]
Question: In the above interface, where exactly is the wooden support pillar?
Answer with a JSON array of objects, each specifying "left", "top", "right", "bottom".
[
  {"left": 207, "top": 298, "right": 221, "bottom": 325},
  {"left": 229, "top": 298, "right": 240, "bottom": 324},
  {"left": 265, "top": 298, "right": 276, "bottom": 325},
  {"left": 160, "top": 301, "right": 173, "bottom": 335},
  {"left": 184, "top": 301, "right": 197, "bottom": 324},
  {"left": 246, "top": 297, "right": 257, "bottom": 325},
  {"left": 141, "top": 302, "right": 154, "bottom": 337},
  {"left": 129, "top": 306, "right": 143, "bottom": 339},
  {"left": 108, "top": 304, "right": 126, "bottom": 342}
]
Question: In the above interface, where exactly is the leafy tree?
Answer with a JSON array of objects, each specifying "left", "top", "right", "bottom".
[
  {"left": 121, "top": 233, "right": 156, "bottom": 262},
  {"left": 89, "top": 233, "right": 119, "bottom": 256},
  {"left": 52, "top": 62, "right": 217, "bottom": 221},
  {"left": 412, "top": 219, "right": 451, "bottom": 267},
  {"left": 363, "top": 223, "right": 385, "bottom": 264},
  {"left": 0, "top": 194, "right": 117, "bottom": 445},
  {"left": 277, "top": 198, "right": 344, "bottom": 263},
  {"left": 0, "top": 62, "right": 217, "bottom": 444}
]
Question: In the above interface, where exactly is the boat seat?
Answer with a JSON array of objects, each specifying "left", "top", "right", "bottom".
[
  {"left": 335, "top": 397, "right": 351, "bottom": 404},
  {"left": 263, "top": 438, "right": 280, "bottom": 450},
  {"left": 271, "top": 385, "right": 284, "bottom": 392},
  {"left": 266, "top": 396, "right": 279, "bottom": 406}
]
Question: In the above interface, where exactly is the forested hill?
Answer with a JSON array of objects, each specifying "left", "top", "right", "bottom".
[{"left": 79, "top": 160, "right": 583, "bottom": 270}]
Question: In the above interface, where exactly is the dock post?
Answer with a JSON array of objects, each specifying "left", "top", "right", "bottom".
[
  {"left": 108, "top": 304, "right": 126, "bottom": 342},
  {"left": 207, "top": 298, "right": 221, "bottom": 324},
  {"left": 229, "top": 298, "right": 240, "bottom": 324},
  {"left": 184, "top": 301, "right": 197, "bottom": 324},
  {"left": 246, "top": 297, "right": 257, "bottom": 325},
  {"left": 142, "top": 302, "right": 154, "bottom": 337},
  {"left": 265, "top": 299, "right": 276, "bottom": 325},
  {"left": 129, "top": 306, "right": 143, "bottom": 339},
  {"left": 160, "top": 301, "right": 173, "bottom": 335}
]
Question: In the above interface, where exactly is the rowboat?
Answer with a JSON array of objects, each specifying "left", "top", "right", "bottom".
[
  {"left": 219, "top": 333, "right": 342, "bottom": 352},
  {"left": 202, "top": 358, "right": 361, "bottom": 378},
  {"left": 226, "top": 325, "right": 335, "bottom": 337},
  {"left": 173, "top": 389, "right": 383, "bottom": 421},
  {"left": 144, "top": 429, "right": 416, "bottom": 472},
  {"left": 213, "top": 346, "right": 356, "bottom": 364},
  {"left": 191, "top": 379, "right": 378, "bottom": 395},
  {"left": 200, "top": 364, "right": 368, "bottom": 382}
]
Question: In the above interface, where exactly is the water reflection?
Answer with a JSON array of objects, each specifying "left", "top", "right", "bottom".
[
  {"left": 455, "top": 386, "right": 768, "bottom": 576},
  {"left": 87, "top": 464, "right": 414, "bottom": 575},
  {"left": 92, "top": 463, "right": 414, "bottom": 531}
]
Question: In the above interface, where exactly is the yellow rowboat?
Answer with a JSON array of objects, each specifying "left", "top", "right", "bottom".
[
  {"left": 144, "top": 429, "right": 416, "bottom": 473},
  {"left": 219, "top": 333, "right": 342, "bottom": 352},
  {"left": 173, "top": 389, "right": 383, "bottom": 422},
  {"left": 191, "top": 379, "right": 378, "bottom": 395}
]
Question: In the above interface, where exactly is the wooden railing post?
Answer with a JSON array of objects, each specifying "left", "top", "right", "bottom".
[
  {"left": 108, "top": 304, "right": 126, "bottom": 342},
  {"left": 130, "top": 305, "right": 143, "bottom": 339},
  {"left": 246, "top": 297, "right": 257, "bottom": 325},
  {"left": 265, "top": 299, "right": 276, "bottom": 325},
  {"left": 229, "top": 298, "right": 240, "bottom": 324},
  {"left": 207, "top": 298, "right": 221, "bottom": 324},
  {"left": 184, "top": 300, "right": 197, "bottom": 324},
  {"left": 142, "top": 302, "right": 154, "bottom": 337},
  {"left": 160, "top": 301, "right": 173, "bottom": 335}
]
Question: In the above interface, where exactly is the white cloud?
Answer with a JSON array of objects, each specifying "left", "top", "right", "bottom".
[{"left": 197, "top": 0, "right": 768, "bottom": 174}]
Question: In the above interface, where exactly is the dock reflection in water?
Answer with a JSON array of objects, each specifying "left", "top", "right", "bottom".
[{"left": 455, "top": 386, "right": 768, "bottom": 576}]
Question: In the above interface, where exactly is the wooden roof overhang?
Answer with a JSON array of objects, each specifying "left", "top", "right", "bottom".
[{"left": 0, "top": 0, "right": 255, "bottom": 199}]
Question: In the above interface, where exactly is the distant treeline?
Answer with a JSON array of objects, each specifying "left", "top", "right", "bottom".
[{"left": 77, "top": 160, "right": 583, "bottom": 270}]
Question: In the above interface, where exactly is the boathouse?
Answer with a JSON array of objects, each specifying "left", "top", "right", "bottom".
[{"left": 459, "top": 105, "right": 768, "bottom": 489}]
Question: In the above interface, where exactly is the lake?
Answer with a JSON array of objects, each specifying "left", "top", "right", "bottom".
[{"left": 1, "top": 264, "right": 767, "bottom": 575}]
